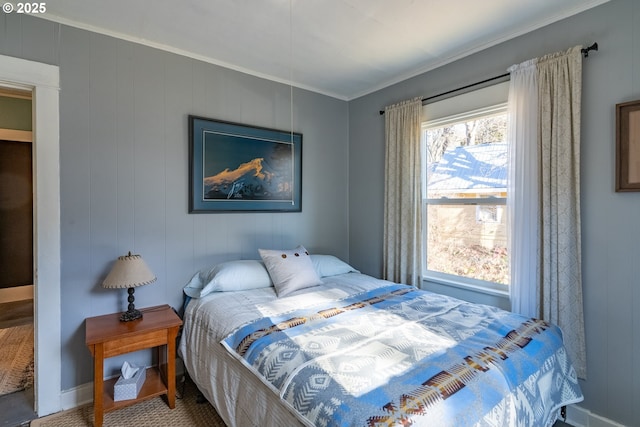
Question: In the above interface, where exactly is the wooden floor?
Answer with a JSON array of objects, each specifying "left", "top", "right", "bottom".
[
  {"left": 0, "top": 300, "right": 33, "bottom": 329},
  {"left": 0, "top": 389, "right": 35, "bottom": 427},
  {"left": 0, "top": 299, "right": 36, "bottom": 427}
]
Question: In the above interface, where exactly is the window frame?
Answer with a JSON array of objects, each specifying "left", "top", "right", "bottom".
[{"left": 421, "top": 89, "right": 509, "bottom": 297}]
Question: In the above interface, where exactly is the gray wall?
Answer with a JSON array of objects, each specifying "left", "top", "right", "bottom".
[
  {"left": 3, "top": 1, "right": 640, "bottom": 425},
  {"left": 1, "top": 15, "right": 349, "bottom": 389},
  {"left": 349, "top": 0, "right": 640, "bottom": 425}
]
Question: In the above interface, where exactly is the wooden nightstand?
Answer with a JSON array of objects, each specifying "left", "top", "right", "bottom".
[{"left": 85, "top": 304, "right": 182, "bottom": 427}]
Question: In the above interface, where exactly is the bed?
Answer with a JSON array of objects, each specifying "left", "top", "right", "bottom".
[{"left": 179, "top": 248, "right": 583, "bottom": 427}]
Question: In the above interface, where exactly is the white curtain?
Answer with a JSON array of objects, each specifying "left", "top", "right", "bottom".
[
  {"left": 383, "top": 97, "right": 423, "bottom": 287},
  {"left": 508, "top": 46, "right": 587, "bottom": 378},
  {"left": 507, "top": 58, "right": 539, "bottom": 318}
]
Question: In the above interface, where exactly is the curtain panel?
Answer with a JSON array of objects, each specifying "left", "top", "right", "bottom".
[
  {"left": 537, "top": 46, "right": 586, "bottom": 378},
  {"left": 508, "top": 46, "right": 587, "bottom": 379},
  {"left": 383, "top": 97, "right": 423, "bottom": 287},
  {"left": 507, "top": 58, "right": 539, "bottom": 319}
]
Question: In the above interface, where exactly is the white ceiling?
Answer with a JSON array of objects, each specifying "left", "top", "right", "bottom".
[{"left": 41, "top": 0, "right": 609, "bottom": 100}]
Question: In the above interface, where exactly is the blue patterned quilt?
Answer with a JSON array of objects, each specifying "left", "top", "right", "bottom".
[{"left": 222, "top": 284, "right": 582, "bottom": 426}]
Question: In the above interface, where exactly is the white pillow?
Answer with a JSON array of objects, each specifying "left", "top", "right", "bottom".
[
  {"left": 183, "top": 260, "right": 272, "bottom": 298},
  {"left": 310, "top": 254, "right": 359, "bottom": 277},
  {"left": 259, "top": 245, "right": 323, "bottom": 297}
]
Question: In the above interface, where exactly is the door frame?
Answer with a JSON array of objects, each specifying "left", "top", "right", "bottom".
[{"left": 0, "top": 54, "right": 61, "bottom": 416}]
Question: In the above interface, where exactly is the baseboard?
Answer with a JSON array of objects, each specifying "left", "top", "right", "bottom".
[
  {"left": 60, "top": 382, "right": 93, "bottom": 410},
  {"left": 566, "top": 405, "right": 627, "bottom": 427},
  {"left": 60, "top": 361, "right": 186, "bottom": 411}
]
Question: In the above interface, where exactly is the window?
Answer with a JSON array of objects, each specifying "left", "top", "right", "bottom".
[{"left": 422, "top": 82, "right": 509, "bottom": 294}]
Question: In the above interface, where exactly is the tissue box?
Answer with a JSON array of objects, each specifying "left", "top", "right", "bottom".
[{"left": 113, "top": 367, "right": 146, "bottom": 401}]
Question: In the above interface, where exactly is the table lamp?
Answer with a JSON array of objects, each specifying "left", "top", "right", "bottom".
[{"left": 102, "top": 251, "right": 157, "bottom": 321}]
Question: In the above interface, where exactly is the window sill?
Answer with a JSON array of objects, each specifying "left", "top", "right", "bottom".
[{"left": 421, "top": 274, "right": 510, "bottom": 310}]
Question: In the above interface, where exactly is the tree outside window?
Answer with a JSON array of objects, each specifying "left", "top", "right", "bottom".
[{"left": 423, "top": 107, "right": 509, "bottom": 287}]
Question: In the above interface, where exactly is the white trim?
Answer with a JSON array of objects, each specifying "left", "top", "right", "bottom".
[
  {"left": 424, "top": 103, "right": 508, "bottom": 129},
  {"left": 60, "top": 360, "right": 186, "bottom": 412},
  {"left": 39, "top": 1, "right": 609, "bottom": 101},
  {"left": 566, "top": 405, "right": 628, "bottom": 427},
  {"left": 348, "top": 0, "right": 611, "bottom": 100},
  {"left": 422, "top": 91, "right": 510, "bottom": 297},
  {"left": 422, "top": 273, "right": 509, "bottom": 298},
  {"left": 0, "top": 55, "right": 59, "bottom": 89},
  {"left": 37, "top": 14, "right": 348, "bottom": 101},
  {"left": 60, "top": 383, "right": 93, "bottom": 411},
  {"left": 0, "top": 54, "right": 61, "bottom": 417},
  {"left": 422, "top": 82, "right": 510, "bottom": 123}
]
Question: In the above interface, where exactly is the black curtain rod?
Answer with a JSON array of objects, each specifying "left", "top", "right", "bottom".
[
  {"left": 379, "top": 73, "right": 508, "bottom": 115},
  {"left": 379, "top": 42, "right": 599, "bottom": 115},
  {"left": 581, "top": 42, "right": 598, "bottom": 57}
]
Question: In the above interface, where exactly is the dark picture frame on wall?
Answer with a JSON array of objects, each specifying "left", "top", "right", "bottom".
[
  {"left": 616, "top": 100, "right": 640, "bottom": 192},
  {"left": 188, "top": 115, "right": 302, "bottom": 212}
]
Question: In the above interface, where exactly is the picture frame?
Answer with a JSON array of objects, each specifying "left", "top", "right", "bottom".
[
  {"left": 616, "top": 100, "right": 640, "bottom": 192},
  {"left": 189, "top": 115, "right": 302, "bottom": 212}
]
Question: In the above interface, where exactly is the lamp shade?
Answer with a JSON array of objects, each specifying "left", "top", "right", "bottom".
[{"left": 102, "top": 252, "right": 157, "bottom": 289}]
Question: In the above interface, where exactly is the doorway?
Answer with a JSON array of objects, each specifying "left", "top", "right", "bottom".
[
  {"left": 0, "top": 90, "right": 37, "bottom": 425},
  {"left": 0, "top": 53, "right": 61, "bottom": 419}
]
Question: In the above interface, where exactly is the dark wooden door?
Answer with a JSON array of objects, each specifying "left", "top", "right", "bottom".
[{"left": 0, "top": 139, "right": 33, "bottom": 288}]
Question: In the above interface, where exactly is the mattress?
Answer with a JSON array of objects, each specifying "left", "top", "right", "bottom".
[{"left": 179, "top": 272, "right": 582, "bottom": 427}]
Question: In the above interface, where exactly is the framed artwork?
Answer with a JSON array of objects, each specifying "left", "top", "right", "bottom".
[
  {"left": 189, "top": 115, "right": 302, "bottom": 212},
  {"left": 616, "top": 100, "right": 640, "bottom": 192}
]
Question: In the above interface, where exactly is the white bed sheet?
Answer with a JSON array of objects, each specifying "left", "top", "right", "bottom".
[
  {"left": 179, "top": 273, "right": 581, "bottom": 427},
  {"left": 179, "top": 273, "right": 388, "bottom": 427}
]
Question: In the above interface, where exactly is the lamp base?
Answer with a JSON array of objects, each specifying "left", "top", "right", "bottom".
[
  {"left": 119, "top": 287, "right": 143, "bottom": 322},
  {"left": 119, "top": 308, "right": 142, "bottom": 322}
]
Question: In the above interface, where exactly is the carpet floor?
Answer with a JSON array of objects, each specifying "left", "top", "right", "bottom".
[
  {"left": 30, "top": 379, "right": 227, "bottom": 427},
  {"left": 0, "top": 323, "right": 34, "bottom": 396},
  {"left": 27, "top": 378, "right": 575, "bottom": 427}
]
